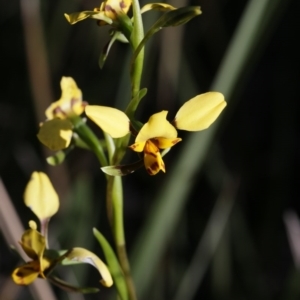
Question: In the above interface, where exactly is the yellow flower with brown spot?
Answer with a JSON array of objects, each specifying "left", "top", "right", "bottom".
[
  {"left": 85, "top": 92, "right": 227, "bottom": 175},
  {"left": 12, "top": 221, "right": 51, "bottom": 285},
  {"left": 129, "top": 111, "right": 182, "bottom": 175},
  {"left": 37, "top": 77, "right": 87, "bottom": 151},
  {"left": 64, "top": 0, "right": 132, "bottom": 26},
  {"left": 45, "top": 77, "right": 85, "bottom": 119},
  {"left": 12, "top": 173, "right": 113, "bottom": 290}
]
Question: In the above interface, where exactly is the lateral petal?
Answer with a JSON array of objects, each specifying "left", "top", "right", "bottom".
[
  {"left": 85, "top": 105, "right": 130, "bottom": 138},
  {"left": 141, "top": 2, "right": 176, "bottom": 14},
  {"left": 153, "top": 137, "right": 182, "bottom": 149},
  {"left": 129, "top": 141, "right": 146, "bottom": 152},
  {"left": 66, "top": 247, "right": 113, "bottom": 287},
  {"left": 174, "top": 92, "right": 226, "bottom": 131},
  {"left": 64, "top": 11, "right": 112, "bottom": 25}
]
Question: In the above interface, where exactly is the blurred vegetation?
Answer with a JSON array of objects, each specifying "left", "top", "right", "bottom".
[{"left": 0, "top": 0, "right": 299, "bottom": 299}]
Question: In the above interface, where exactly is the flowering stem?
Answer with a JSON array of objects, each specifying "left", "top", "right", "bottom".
[
  {"left": 70, "top": 116, "right": 108, "bottom": 167},
  {"left": 107, "top": 176, "right": 137, "bottom": 300},
  {"left": 129, "top": 0, "right": 144, "bottom": 100},
  {"left": 106, "top": 1, "right": 145, "bottom": 299}
]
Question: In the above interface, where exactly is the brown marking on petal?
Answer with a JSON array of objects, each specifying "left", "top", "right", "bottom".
[
  {"left": 148, "top": 152, "right": 157, "bottom": 158},
  {"left": 146, "top": 167, "right": 154, "bottom": 175},
  {"left": 70, "top": 97, "right": 80, "bottom": 108},
  {"left": 16, "top": 270, "right": 24, "bottom": 276},
  {"left": 119, "top": 0, "right": 127, "bottom": 9},
  {"left": 53, "top": 106, "right": 66, "bottom": 117},
  {"left": 105, "top": 4, "right": 117, "bottom": 14},
  {"left": 147, "top": 161, "right": 159, "bottom": 175},
  {"left": 151, "top": 138, "right": 159, "bottom": 147}
]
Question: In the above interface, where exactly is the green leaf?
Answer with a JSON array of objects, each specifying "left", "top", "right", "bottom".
[
  {"left": 93, "top": 228, "right": 129, "bottom": 300},
  {"left": 48, "top": 276, "right": 99, "bottom": 293},
  {"left": 132, "top": 6, "right": 201, "bottom": 65},
  {"left": 101, "top": 160, "right": 144, "bottom": 176}
]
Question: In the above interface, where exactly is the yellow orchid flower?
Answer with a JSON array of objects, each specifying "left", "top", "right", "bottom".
[
  {"left": 12, "top": 221, "right": 51, "bottom": 285},
  {"left": 45, "top": 77, "right": 85, "bottom": 119},
  {"left": 129, "top": 111, "right": 182, "bottom": 175},
  {"left": 64, "top": 0, "right": 132, "bottom": 26},
  {"left": 37, "top": 77, "right": 86, "bottom": 151},
  {"left": 85, "top": 91, "right": 226, "bottom": 175},
  {"left": 12, "top": 222, "right": 113, "bottom": 289}
]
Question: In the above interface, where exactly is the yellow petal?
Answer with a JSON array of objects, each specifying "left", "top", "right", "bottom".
[
  {"left": 12, "top": 262, "right": 40, "bottom": 285},
  {"left": 66, "top": 247, "right": 113, "bottom": 287},
  {"left": 64, "top": 11, "right": 112, "bottom": 25},
  {"left": 45, "top": 77, "right": 84, "bottom": 119},
  {"left": 37, "top": 119, "right": 73, "bottom": 151},
  {"left": 104, "top": 0, "right": 132, "bottom": 14},
  {"left": 85, "top": 105, "right": 130, "bottom": 138},
  {"left": 24, "top": 172, "right": 59, "bottom": 221},
  {"left": 152, "top": 137, "right": 182, "bottom": 149},
  {"left": 20, "top": 227, "right": 45, "bottom": 260},
  {"left": 136, "top": 111, "right": 177, "bottom": 143},
  {"left": 144, "top": 140, "right": 165, "bottom": 175},
  {"left": 129, "top": 141, "right": 146, "bottom": 152},
  {"left": 60, "top": 77, "right": 82, "bottom": 101},
  {"left": 174, "top": 92, "right": 226, "bottom": 131},
  {"left": 141, "top": 3, "right": 176, "bottom": 14}
]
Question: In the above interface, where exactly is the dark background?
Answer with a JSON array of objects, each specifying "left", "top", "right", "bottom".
[{"left": 0, "top": 0, "right": 299, "bottom": 299}]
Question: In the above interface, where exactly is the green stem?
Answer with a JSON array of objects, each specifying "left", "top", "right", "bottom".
[
  {"left": 108, "top": 2, "right": 145, "bottom": 299},
  {"left": 130, "top": 0, "right": 144, "bottom": 99},
  {"left": 107, "top": 176, "right": 137, "bottom": 300},
  {"left": 70, "top": 116, "right": 108, "bottom": 167}
]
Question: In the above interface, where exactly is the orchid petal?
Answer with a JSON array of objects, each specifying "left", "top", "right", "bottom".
[
  {"left": 64, "top": 11, "right": 112, "bottom": 25},
  {"left": 85, "top": 105, "right": 130, "bottom": 138},
  {"left": 24, "top": 172, "right": 59, "bottom": 221},
  {"left": 141, "top": 3, "right": 176, "bottom": 14},
  {"left": 66, "top": 247, "right": 113, "bottom": 287},
  {"left": 129, "top": 141, "right": 146, "bottom": 152},
  {"left": 46, "top": 77, "right": 84, "bottom": 119},
  {"left": 37, "top": 119, "right": 73, "bottom": 151},
  {"left": 20, "top": 227, "right": 45, "bottom": 260},
  {"left": 144, "top": 140, "right": 165, "bottom": 175},
  {"left": 103, "top": 0, "right": 132, "bottom": 19},
  {"left": 174, "top": 92, "right": 226, "bottom": 131},
  {"left": 12, "top": 262, "right": 40, "bottom": 285},
  {"left": 136, "top": 111, "right": 177, "bottom": 143},
  {"left": 153, "top": 137, "right": 182, "bottom": 149},
  {"left": 60, "top": 77, "right": 82, "bottom": 101}
]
